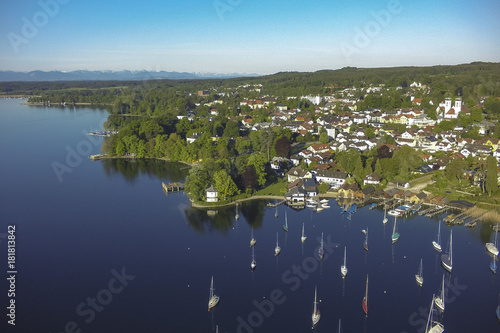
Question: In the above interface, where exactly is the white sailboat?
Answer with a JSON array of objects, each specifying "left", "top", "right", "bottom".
[
  {"left": 425, "top": 295, "right": 445, "bottom": 333},
  {"left": 382, "top": 206, "right": 388, "bottom": 224},
  {"left": 441, "top": 230, "right": 453, "bottom": 273},
  {"left": 432, "top": 221, "right": 442, "bottom": 252},
  {"left": 391, "top": 216, "right": 400, "bottom": 244},
  {"left": 337, "top": 319, "right": 342, "bottom": 333},
  {"left": 275, "top": 232, "right": 281, "bottom": 256},
  {"left": 318, "top": 232, "right": 325, "bottom": 260},
  {"left": 301, "top": 222, "right": 307, "bottom": 243},
  {"left": 250, "top": 246, "right": 256, "bottom": 271},
  {"left": 235, "top": 204, "right": 239, "bottom": 221},
  {"left": 486, "top": 224, "right": 499, "bottom": 256},
  {"left": 415, "top": 258, "right": 424, "bottom": 286},
  {"left": 208, "top": 276, "right": 220, "bottom": 311},
  {"left": 311, "top": 286, "right": 321, "bottom": 328},
  {"left": 362, "top": 275, "right": 369, "bottom": 315},
  {"left": 341, "top": 246, "right": 348, "bottom": 278},
  {"left": 250, "top": 228, "right": 256, "bottom": 248},
  {"left": 274, "top": 206, "right": 278, "bottom": 218},
  {"left": 434, "top": 274, "right": 445, "bottom": 312}
]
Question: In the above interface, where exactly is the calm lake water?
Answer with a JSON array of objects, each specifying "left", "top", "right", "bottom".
[{"left": 0, "top": 98, "right": 499, "bottom": 333}]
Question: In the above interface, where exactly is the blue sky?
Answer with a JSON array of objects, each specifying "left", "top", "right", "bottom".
[{"left": 1, "top": 0, "right": 499, "bottom": 74}]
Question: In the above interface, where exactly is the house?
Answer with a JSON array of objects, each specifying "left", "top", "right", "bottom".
[
  {"left": 356, "top": 186, "right": 375, "bottom": 201},
  {"left": 284, "top": 186, "right": 306, "bottom": 204},
  {"left": 338, "top": 183, "right": 358, "bottom": 198},
  {"left": 206, "top": 186, "right": 218, "bottom": 202},
  {"left": 303, "top": 178, "right": 318, "bottom": 197},
  {"left": 409, "top": 192, "right": 427, "bottom": 204},
  {"left": 309, "top": 143, "right": 330, "bottom": 154},
  {"left": 363, "top": 173, "right": 381, "bottom": 186},
  {"left": 388, "top": 180, "right": 410, "bottom": 188},
  {"left": 315, "top": 170, "right": 348, "bottom": 188},
  {"left": 186, "top": 133, "right": 201, "bottom": 144},
  {"left": 287, "top": 167, "right": 313, "bottom": 182}
]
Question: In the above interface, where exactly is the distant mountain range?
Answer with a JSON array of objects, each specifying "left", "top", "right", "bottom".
[{"left": 0, "top": 70, "right": 260, "bottom": 82}]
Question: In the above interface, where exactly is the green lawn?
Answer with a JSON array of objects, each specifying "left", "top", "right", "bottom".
[{"left": 255, "top": 181, "right": 288, "bottom": 196}]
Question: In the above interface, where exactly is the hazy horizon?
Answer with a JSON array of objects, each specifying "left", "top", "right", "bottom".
[{"left": 1, "top": 0, "right": 499, "bottom": 75}]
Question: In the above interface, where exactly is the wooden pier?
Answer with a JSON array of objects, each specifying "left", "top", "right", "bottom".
[
  {"left": 162, "top": 182, "right": 185, "bottom": 193},
  {"left": 267, "top": 200, "right": 286, "bottom": 208},
  {"left": 89, "top": 154, "right": 105, "bottom": 160}
]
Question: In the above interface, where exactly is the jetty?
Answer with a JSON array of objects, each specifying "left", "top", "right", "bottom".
[
  {"left": 267, "top": 200, "right": 286, "bottom": 207},
  {"left": 162, "top": 182, "right": 185, "bottom": 193},
  {"left": 89, "top": 154, "right": 105, "bottom": 160},
  {"left": 86, "top": 130, "right": 118, "bottom": 137}
]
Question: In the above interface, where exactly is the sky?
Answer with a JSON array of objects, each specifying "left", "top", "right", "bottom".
[{"left": 0, "top": 0, "right": 499, "bottom": 74}]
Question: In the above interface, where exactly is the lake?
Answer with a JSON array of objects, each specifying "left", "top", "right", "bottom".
[{"left": 0, "top": 98, "right": 498, "bottom": 332}]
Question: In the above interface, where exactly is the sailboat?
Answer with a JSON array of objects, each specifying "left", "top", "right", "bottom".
[
  {"left": 337, "top": 319, "right": 342, "bottom": 333},
  {"left": 283, "top": 210, "right": 288, "bottom": 232},
  {"left": 341, "top": 246, "right": 348, "bottom": 278},
  {"left": 425, "top": 295, "right": 445, "bottom": 333},
  {"left": 301, "top": 223, "right": 307, "bottom": 243},
  {"left": 311, "top": 286, "right": 321, "bottom": 328},
  {"left": 235, "top": 204, "right": 239, "bottom": 221},
  {"left": 415, "top": 258, "right": 424, "bottom": 286},
  {"left": 486, "top": 224, "right": 499, "bottom": 256},
  {"left": 362, "top": 275, "right": 369, "bottom": 315},
  {"left": 391, "top": 216, "right": 400, "bottom": 244},
  {"left": 383, "top": 206, "right": 388, "bottom": 224},
  {"left": 250, "top": 228, "right": 256, "bottom": 248},
  {"left": 250, "top": 246, "right": 256, "bottom": 271},
  {"left": 274, "top": 206, "right": 278, "bottom": 218},
  {"left": 434, "top": 274, "right": 445, "bottom": 312},
  {"left": 318, "top": 232, "right": 325, "bottom": 260},
  {"left": 441, "top": 230, "right": 453, "bottom": 273},
  {"left": 208, "top": 276, "right": 220, "bottom": 311},
  {"left": 432, "top": 221, "right": 442, "bottom": 252},
  {"left": 363, "top": 227, "right": 369, "bottom": 251},
  {"left": 275, "top": 232, "right": 281, "bottom": 256},
  {"left": 496, "top": 294, "right": 500, "bottom": 321}
]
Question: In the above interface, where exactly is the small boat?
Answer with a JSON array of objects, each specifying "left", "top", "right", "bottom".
[
  {"left": 391, "top": 216, "right": 400, "bottom": 244},
  {"left": 301, "top": 223, "right": 307, "bottom": 243},
  {"left": 318, "top": 232, "right": 325, "bottom": 260},
  {"left": 283, "top": 211, "right": 288, "bottom": 232},
  {"left": 382, "top": 206, "right": 388, "bottom": 224},
  {"left": 388, "top": 209, "right": 401, "bottom": 217},
  {"left": 235, "top": 204, "right": 239, "bottom": 221},
  {"left": 316, "top": 206, "right": 324, "bottom": 212},
  {"left": 208, "top": 276, "right": 220, "bottom": 311},
  {"left": 361, "top": 229, "right": 367, "bottom": 235},
  {"left": 426, "top": 295, "right": 445, "bottom": 333},
  {"left": 496, "top": 294, "right": 500, "bottom": 321},
  {"left": 362, "top": 275, "right": 369, "bottom": 315},
  {"left": 341, "top": 246, "right": 348, "bottom": 278},
  {"left": 441, "top": 230, "right": 453, "bottom": 273},
  {"left": 312, "top": 286, "right": 321, "bottom": 328},
  {"left": 250, "top": 228, "right": 256, "bottom": 248},
  {"left": 432, "top": 221, "right": 442, "bottom": 252},
  {"left": 320, "top": 199, "right": 329, "bottom": 204},
  {"left": 434, "top": 275, "right": 445, "bottom": 312},
  {"left": 274, "top": 232, "right": 281, "bottom": 256},
  {"left": 415, "top": 258, "right": 424, "bottom": 286},
  {"left": 363, "top": 227, "right": 369, "bottom": 251},
  {"left": 321, "top": 204, "right": 330, "bottom": 209},
  {"left": 250, "top": 246, "right": 256, "bottom": 271},
  {"left": 274, "top": 206, "right": 278, "bottom": 218},
  {"left": 486, "top": 223, "right": 499, "bottom": 256}
]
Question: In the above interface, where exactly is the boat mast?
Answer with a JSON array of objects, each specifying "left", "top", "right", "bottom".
[{"left": 450, "top": 230, "right": 453, "bottom": 267}]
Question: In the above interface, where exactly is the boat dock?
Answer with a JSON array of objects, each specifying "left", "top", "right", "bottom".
[
  {"left": 87, "top": 130, "right": 118, "bottom": 137},
  {"left": 267, "top": 200, "right": 286, "bottom": 208},
  {"left": 162, "top": 182, "right": 185, "bottom": 193},
  {"left": 89, "top": 154, "right": 105, "bottom": 160}
]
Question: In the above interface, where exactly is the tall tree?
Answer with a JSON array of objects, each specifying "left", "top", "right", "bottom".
[
  {"left": 260, "top": 128, "right": 275, "bottom": 162},
  {"left": 213, "top": 169, "right": 239, "bottom": 200},
  {"left": 247, "top": 154, "right": 266, "bottom": 187},
  {"left": 242, "top": 164, "right": 258, "bottom": 191},
  {"left": 275, "top": 136, "right": 291, "bottom": 158},
  {"left": 485, "top": 156, "right": 498, "bottom": 197}
]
